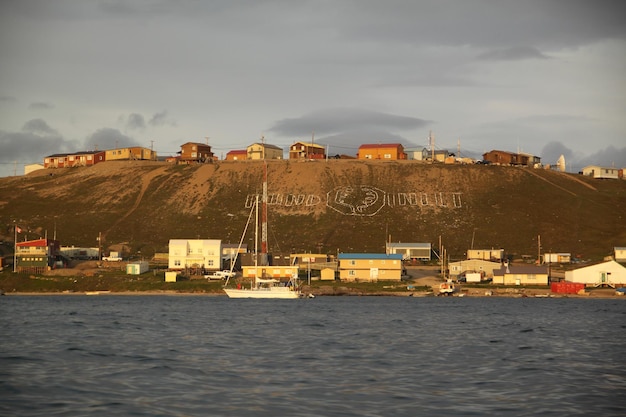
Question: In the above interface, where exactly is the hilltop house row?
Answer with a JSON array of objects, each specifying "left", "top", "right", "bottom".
[{"left": 38, "top": 141, "right": 625, "bottom": 180}]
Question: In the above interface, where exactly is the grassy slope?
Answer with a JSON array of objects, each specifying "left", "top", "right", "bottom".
[{"left": 1, "top": 160, "right": 625, "bottom": 263}]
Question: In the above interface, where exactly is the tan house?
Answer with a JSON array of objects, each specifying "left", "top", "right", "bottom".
[
  {"left": 448, "top": 259, "right": 502, "bottom": 279},
  {"left": 178, "top": 142, "right": 214, "bottom": 163},
  {"left": 386, "top": 242, "right": 431, "bottom": 261},
  {"left": 492, "top": 264, "right": 549, "bottom": 286},
  {"left": 247, "top": 142, "right": 283, "bottom": 160},
  {"left": 225, "top": 150, "right": 248, "bottom": 161},
  {"left": 338, "top": 253, "right": 404, "bottom": 282},
  {"left": 357, "top": 143, "right": 406, "bottom": 160},
  {"left": 106, "top": 146, "right": 156, "bottom": 161},
  {"left": 289, "top": 142, "right": 326, "bottom": 160},
  {"left": 467, "top": 249, "right": 504, "bottom": 262}
]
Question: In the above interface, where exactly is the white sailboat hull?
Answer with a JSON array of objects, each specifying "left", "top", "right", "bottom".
[{"left": 224, "top": 287, "right": 301, "bottom": 299}]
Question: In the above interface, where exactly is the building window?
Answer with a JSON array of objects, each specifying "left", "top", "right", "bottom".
[
  {"left": 349, "top": 270, "right": 356, "bottom": 276},
  {"left": 174, "top": 260, "right": 181, "bottom": 266},
  {"left": 350, "top": 260, "right": 356, "bottom": 266},
  {"left": 384, "top": 154, "right": 392, "bottom": 159},
  {"left": 208, "top": 260, "right": 214, "bottom": 266}
]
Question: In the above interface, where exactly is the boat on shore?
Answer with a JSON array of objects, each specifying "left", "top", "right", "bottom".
[{"left": 438, "top": 281, "right": 456, "bottom": 296}]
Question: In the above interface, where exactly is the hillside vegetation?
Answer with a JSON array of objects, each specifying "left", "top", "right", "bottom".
[{"left": 1, "top": 160, "right": 624, "bottom": 262}]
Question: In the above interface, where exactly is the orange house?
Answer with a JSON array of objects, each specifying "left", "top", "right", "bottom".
[
  {"left": 225, "top": 150, "right": 248, "bottom": 161},
  {"left": 357, "top": 143, "right": 406, "bottom": 160}
]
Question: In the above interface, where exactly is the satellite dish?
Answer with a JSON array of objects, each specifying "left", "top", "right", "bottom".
[{"left": 557, "top": 155, "right": 566, "bottom": 172}]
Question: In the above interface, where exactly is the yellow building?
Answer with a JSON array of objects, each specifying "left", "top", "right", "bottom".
[
  {"left": 492, "top": 264, "right": 549, "bottom": 286},
  {"left": 338, "top": 253, "right": 403, "bottom": 282},
  {"left": 247, "top": 142, "right": 283, "bottom": 160},
  {"left": 105, "top": 146, "right": 156, "bottom": 161}
]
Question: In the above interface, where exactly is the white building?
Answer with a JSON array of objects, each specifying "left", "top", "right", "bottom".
[
  {"left": 168, "top": 239, "right": 222, "bottom": 270},
  {"left": 614, "top": 247, "right": 626, "bottom": 262},
  {"left": 564, "top": 260, "right": 626, "bottom": 287},
  {"left": 448, "top": 259, "right": 501, "bottom": 278},
  {"left": 386, "top": 242, "right": 431, "bottom": 261},
  {"left": 581, "top": 165, "right": 620, "bottom": 179}
]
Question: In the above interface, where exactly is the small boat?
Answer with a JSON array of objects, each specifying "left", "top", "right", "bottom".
[{"left": 438, "top": 281, "right": 456, "bottom": 296}]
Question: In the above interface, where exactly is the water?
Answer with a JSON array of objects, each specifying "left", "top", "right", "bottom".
[{"left": 1, "top": 296, "right": 625, "bottom": 416}]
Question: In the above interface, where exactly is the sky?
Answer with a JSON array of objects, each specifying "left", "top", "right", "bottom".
[{"left": 1, "top": 0, "right": 625, "bottom": 177}]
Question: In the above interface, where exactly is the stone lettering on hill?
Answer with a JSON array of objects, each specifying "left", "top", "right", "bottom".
[{"left": 246, "top": 186, "right": 462, "bottom": 216}]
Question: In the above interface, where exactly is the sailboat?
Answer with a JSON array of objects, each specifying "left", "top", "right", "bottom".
[{"left": 223, "top": 163, "right": 302, "bottom": 299}]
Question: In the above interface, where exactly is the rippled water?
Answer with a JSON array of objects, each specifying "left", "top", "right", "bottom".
[{"left": 1, "top": 296, "right": 625, "bottom": 416}]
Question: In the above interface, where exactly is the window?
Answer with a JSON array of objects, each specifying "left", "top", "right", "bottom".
[
  {"left": 384, "top": 154, "right": 392, "bottom": 159},
  {"left": 349, "top": 270, "right": 356, "bottom": 276},
  {"left": 350, "top": 260, "right": 356, "bottom": 266},
  {"left": 174, "top": 260, "right": 181, "bottom": 266},
  {"left": 208, "top": 260, "right": 214, "bottom": 266}
]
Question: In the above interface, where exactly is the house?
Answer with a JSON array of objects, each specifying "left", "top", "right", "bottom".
[
  {"left": 222, "top": 243, "right": 247, "bottom": 270},
  {"left": 492, "top": 264, "right": 549, "bottom": 285},
  {"left": 483, "top": 150, "right": 541, "bottom": 167},
  {"left": 66, "top": 151, "right": 106, "bottom": 167},
  {"left": 467, "top": 249, "right": 504, "bottom": 262},
  {"left": 242, "top": 264, "right": 299, "bottom": 280},
  {"left": 168, "top": 239, "right": 222, "bottom": 271},
  {"left": 429, "top": 149, "right": 450, "bottom": 162},
  {"left": 106, "top": 146, "right": 156, "bottom": 161},
  {"left": 357, "top": 143, "right": 407, "bottom": 160},
  {"left": 404, "top": 147, "right": 430, "bottom": 161},
  {"left": 543, "top": 253, "right": 571, "bottom": 264},
  {"left": 246, "top": 142, "right": 283, "bottom": 160},
  {"left": 289, "top": 141, "right": 326, "bottom": 160},
  {"left": 448, "top": 259, "right": 502, "bottom": 279},
  {"left": 178, "top": 142, "right": 214, "bottom": 163},
  {"left": 225, "top": 150, "right": 247, "bottom": 161},
  {"left": 15, "top": 238, "right": 64, "bottom": 273},
  {"left": 564, "top": 260, "right": 626, "bottom": 287},
  {"left": 25, "top": 163, "right": 44, "bottom": 175},
  {"left": 615, "top": 247, "right": 626, "bottom": 262},
  {"left": 581, "top": 165, "right": 620, "bottom": 179},
  {"left": 338, "top": 253, "right": 404, "bottom": 282},
  {"left": 44, "top": 151, "right": 106, "bottom": 169},
  {"left": 386, "top": 242, "right": 431, "bottom": 261}
]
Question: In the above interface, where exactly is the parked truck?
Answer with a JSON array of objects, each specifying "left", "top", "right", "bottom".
[{"left": 204, "top": 270, "right": 236, "bottom": 280}]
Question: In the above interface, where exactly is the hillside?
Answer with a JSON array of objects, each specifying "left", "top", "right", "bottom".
[{"left": 1, "top": 160, "right": 625, "bottom": 262}]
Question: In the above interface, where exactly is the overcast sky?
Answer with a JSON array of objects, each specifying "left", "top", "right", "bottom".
[{"left": 1, "top": 0, "right": 625, "bottom": 176}]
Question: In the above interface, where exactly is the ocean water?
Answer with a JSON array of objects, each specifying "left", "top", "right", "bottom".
[{"left": 1, "top": 295, "right": 625, "bottom": 417}]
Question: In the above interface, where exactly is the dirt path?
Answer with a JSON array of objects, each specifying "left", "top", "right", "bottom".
[{"left": 101, "top": 166, "right": 168, "bottom": 242}]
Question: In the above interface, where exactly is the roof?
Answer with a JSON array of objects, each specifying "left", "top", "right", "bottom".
[
  {"left": 249, "top": 143, "right": 282, "bottom": 150},
  {"left": 16, "top": 238, "right": 57, "bottom": 248},
  {"left": 358, "top": 143, "right": 403, "bottom": 149},
  {"left": 338, "top": 253, "right": 403, "bottom": 260},
  {"left": 493, "top": 265, "right": 548, "bottom": 275},
  {"left": 181, "top": 142, "right": 211, "bottom": 147},
  {"left": 227, "top": 149, "right": 247, "bottom": 154},
  {"left": 291, "top": 141, "right": 325, "bottom": 149}
]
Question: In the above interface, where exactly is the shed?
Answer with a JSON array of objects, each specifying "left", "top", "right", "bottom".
[
  {"left": 127, "top": 261, "right": 149, "bottom": 275},
  {"left": 320, "top": 268, "right": 335, "bottom": 280},
  {"left": 165, "top": 271, "right": 178, "bottom": 282}
]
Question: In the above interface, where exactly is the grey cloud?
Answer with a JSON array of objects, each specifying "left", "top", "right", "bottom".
[
  {"left": 477, "top": 46, "right": 549, "bottom": 61},
  {"left": 0, "top": 95, "right": 17, "bottom": 103},
  {"left": 84, "top": 128, "right": 141, "bottom": 150},
  {"left": 0, "top": 127, "right": 78, "bottom": 165},
  {"left": 540, "top": 141, "right": 575, "bottom": 166},
  {"left": 270, "top": 108, "right": 430, "bottom": 137},
  {"left": 126, "top": 113, "right": 146, "bottom": 130},
  {"left": 575, "top": 146, "right": 626, "bottom": 171},
  {"left": 149, "top": 110, "right": 174, "bottom": 127},
  {"left": 22, "top": 118, "right": 58, "bottom": 135},
  {"left": 28, "top": 101, "right": 54, "bottom": 110}
]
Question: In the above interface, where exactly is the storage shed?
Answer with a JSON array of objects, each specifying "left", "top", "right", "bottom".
[{"left": 127, "top": 261, "right": 149, "bottom": 275}]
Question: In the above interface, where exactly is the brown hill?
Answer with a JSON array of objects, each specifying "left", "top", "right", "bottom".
[{"left": 1, "top": 160, "right": 624, "bottom": 262}]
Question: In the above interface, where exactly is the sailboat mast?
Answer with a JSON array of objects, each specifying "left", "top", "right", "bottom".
[
  {"left": 261, "top": 161, "right": 268, "bottom": 256},
  {"left": 254, "top": 194, "right": 259, "bottom": 288}
]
